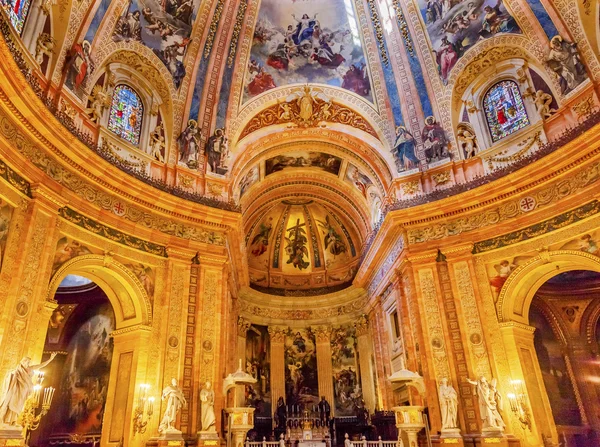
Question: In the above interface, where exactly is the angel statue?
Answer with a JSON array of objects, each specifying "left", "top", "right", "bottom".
[
  {"left": 149, "top": 123, "right": 165, "bottom": 162},
  {"left": 158, "top": 378, "right": 186, "bottom": 434},
  {"left": 466, "top": 376, "right": 505, "bottom": 431},
  {"left": 85, "top": 85, "right": 111, "bottom": 123},
  {"left": 534, "top": 90, "right": 556, "bottom": 120},
  {"left": 0, "top": 353, "right": 57, "bottom": 426},
  {"left": 35, "top": 33, "right": 55, "bottom": 65}
]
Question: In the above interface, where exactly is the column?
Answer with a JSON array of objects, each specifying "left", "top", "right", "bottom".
[
  {"left": 237, "top": 316, "right": 251, "bottom": 365},
  {"left": 268, "top": 326, "right": 286, "bottom": 418},
  {"left": 354, "top": 316, "right": 377, "bottom": 413},
  {"left": 101, "top": 324, "right": 152, "bottom": 447},
  {"left": 314, "top": 326, "right": 334, "bottom": 412},
  {"left": 369, "top": 302, "right": 394, "bottom": 409}
]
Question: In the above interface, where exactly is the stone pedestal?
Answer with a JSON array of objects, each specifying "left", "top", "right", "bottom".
[
  {"left": 198, "top": 430, "right": 220, "bottom": 447},
  {"left": 0, "top": 426, "right": 24, "bottom": 447},
  {"left": 440, "top": 428, "right": 464, "bottom": 446},
  {"left": 480, "top": 433, "right": 509, "bottom": 447},
  {"left": 156, "top": 428, "right": 184, "bottom": 446}
]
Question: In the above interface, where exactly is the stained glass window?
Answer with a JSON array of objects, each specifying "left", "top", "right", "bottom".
[
  {"left": 2, "top": 0, "right": 32, "bottom": 34},
  {"left": 108, "top": 85, "right": 143, "bottom": 145},
  {"left": 483, "top": 80, "right": 530, "bottom": 143}
]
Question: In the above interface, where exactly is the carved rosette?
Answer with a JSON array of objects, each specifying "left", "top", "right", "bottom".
[
  {"left": 354, "top": 314, "right": 369, "bottom": 337},
  {"left": 237, "top": 316, "right": 251, "bottom": 337}
]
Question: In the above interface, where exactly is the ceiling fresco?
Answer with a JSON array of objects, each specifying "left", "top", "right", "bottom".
[
  {"left": 244, "top": 0, "right": 372, "bottom": 101},
  {"left": 265, "top": 152, "right": 342, "bottom": 177}
]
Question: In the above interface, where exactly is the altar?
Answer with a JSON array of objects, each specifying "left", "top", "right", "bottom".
[{"left": 298, "top": 442, "right": 327, "bottom": 447}]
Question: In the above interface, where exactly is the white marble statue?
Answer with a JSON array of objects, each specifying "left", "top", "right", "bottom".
[
  {"left": 438, "top": 378, "right": 458, "bottom": 430},
  {"left": 0, "top": 353, "right": 57, "bottom": 426},
  {"left": 200, "top": 381, "right": 216, "bottom": 432},
  {"left": 467, "top": 376, "right": 505, "bottom": 431},
  {"left": 158, "top": 378, "right": 186, "bottom": 434}
]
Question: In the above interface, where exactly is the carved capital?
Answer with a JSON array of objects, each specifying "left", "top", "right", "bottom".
[
  {"left": 314, "top": 326, "right": 332, "bottom": 344},
  {"left": 237, "top": 316, "right": 251, "bottom": 336},
  {"left": 268, "top": 326, "right": 286, "bottom": 343},
  {"left": 354, "top": 314, "right": 369, "bottom": 337}
]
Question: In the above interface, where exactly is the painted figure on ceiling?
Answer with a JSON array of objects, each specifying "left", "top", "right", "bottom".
[
  {"left": 392, "top": 126, "right": 420, "bottom": 171},
  {"left": 435, "top": 36, "right": 458, "bottom": 81},
  {"left": 422, "top": 116, "right": 450, "bottom": 162},
  {"left": 113, "top": 10, "right": 143, "bottom": 42},
  {"left": 341, "top": 64, "right": 370, "bottom": 97},
  {"left": 285, "top": 219, "right": 310, "bottom": 270},
  {"left": 247, "top": 60, "right": 277, "bottom": 96},
  {"left": 546, "top": 36, "right": 588, "bottom": 95},
  {"left": 206, "top": 128, "right": 228, "bottom": 175},
  {"left": 177, "top": 119, "right": 200, "bottom": 167},
  {"left": 64, "top": 41, "right": 93, "bottom": 93},
  {"left": 251, "top": 217, "right": 273, "bottom": 257},
  {"left": 317, "top": 215, "right": 347, "bottom": 256}
]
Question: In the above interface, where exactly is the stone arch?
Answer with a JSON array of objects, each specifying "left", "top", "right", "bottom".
[
  {"left": 47, "top": 254, "right": 152, "bottom": 329},
  {"left": 498, "top": 250, "right": 600, "bottom": 325}
]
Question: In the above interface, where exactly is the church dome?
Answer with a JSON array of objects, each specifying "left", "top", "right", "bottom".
[{"left": 246, "top": 199, "right": 360, "bottom": 295}]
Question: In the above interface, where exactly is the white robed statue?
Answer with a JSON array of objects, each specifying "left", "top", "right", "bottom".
[
  {"left": 200, "top": 381, "right": 216, "bottom": 432},
  {"left": 0, "top": 353, "right": 57, "bottom": 426},
  {"left": 438, "top": 378, "right": 458, "bottom": 430},
  {"left": 158, "top": 378, "right": 186, "bottom": 434},
  {"left": 467, "top": 376, "right": 505, "bottom": 431}
]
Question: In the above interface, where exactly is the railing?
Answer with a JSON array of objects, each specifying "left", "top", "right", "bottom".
[{"left": 246, "top": 436, "right": 399, "bottom": 447}]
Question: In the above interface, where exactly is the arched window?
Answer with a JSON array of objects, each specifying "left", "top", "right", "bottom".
[
  {"left": 483, "top": 80, "right": 530, "bottom": 143},
  {"left": 108, "top": 84, "right": 144, "bottom": 145},
  {"left": 3, "top": 0, "right": 33, "bottom": 33}
]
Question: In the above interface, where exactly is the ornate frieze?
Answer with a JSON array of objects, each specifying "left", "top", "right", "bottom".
[{"left": 0, "top": 158, "right": 32, "bottom": 197}]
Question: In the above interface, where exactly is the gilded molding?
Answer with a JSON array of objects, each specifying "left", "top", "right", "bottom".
[
  {"left": 203, "top": 0, "right": 225, "bottom": 59},
  {"left": 227, "top": 0, "right": 247, "bottom": 68},
  {"left": 367, "top": 0, "right": 389, "bottom": 66},
  {"left": 314, "top": 326, "right": 332, "bottom": 344},
  {"left": 0, "top": 158, "right": 32, "bottom": 197},
  {"left": 472, "top": 200, "right": 600, "bottom": 253},
  {"left": 237, "top": 316, "right": 251, "bottom": 336},
  {"left": 390, "top": 0, "right": 414, "bottom": 57},
  {"left": 110, "top": 324, "right": 153, "bottom": 337}
]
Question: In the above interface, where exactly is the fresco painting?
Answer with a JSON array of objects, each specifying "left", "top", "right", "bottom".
[
  {"left": 245, "top": 325, "right": 271, "bottom": 417},
  {"left": 112, "top": 0, "right": 199, "bottom": 88},
  {"left": 239, "top": 166, "right": 260, "bottom": 198},
  {"left": 284, "top": 328, "right": 319, "bottom": 408},
  {"left": 282, "top": 209, "right": 312, "bottom": 273},
  {"left": 245, "top": 0, "right": 372, "bottom": 101},
  {"left": 52, "top": 237, "right": 94, "bottom": 275},
  {"left": 344, "top": 163, "right": 373, "bottom": 198},
  {"left": 316, "top": 214, "right": 350, "bottom": 270},
  {"left": 265, "top": 152, "right": 342, "bottom": 176},
  {"left": 330, "top": 326, "right": 360, "bottom": 416},
  {"left": 124, "top": 262, "right": 155, "bottom": 298},
  {"left": 418, "top": 0, "right": 520, "bottom": 83},
  {"left": 0, "top": 201, "right": 13, "bottom": 272}
]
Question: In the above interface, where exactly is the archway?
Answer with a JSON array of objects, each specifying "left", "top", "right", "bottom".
[
  {"left": 33, "top": 255, "right": 154, "bottom": 447},
  {"left": 497, "top": 251, "right": 600, "bottom": 446}
]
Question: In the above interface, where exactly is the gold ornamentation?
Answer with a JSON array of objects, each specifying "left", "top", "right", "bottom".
[
  {"left": 241, "top": 86, "right": 378, "bottom": 139},
  {"left": 354, "top": 314, "right": 369, "bottom": 336},
  {"left": 178, "top": 173, "right": 194, "bottom": 189},
  {"left": 267, "top": 326, "right": 286, "bottom": 343},
  {"left": 59, "top": 100, "right": 77, "bottom": 121},
  {"left": 0, "top": 158, "right": 32, "bottom": 197},
  {"left": 85, "top": 85, "right": 111, "bottom": 123},
  {"left": 227, "top": 0, "right": 247, "bottom": 67},
  {"left": 390, "top": 1, "right": 414, "bottom": 56},
  {"left": 367, "top": 0, "right": 389, "bottom": 66},
  {"left": 34, "top": 33, "right": 55, "bottom": 65},
  {"left": 98, "top": 140, "right": 147, "bottom": 170},
  {"left": 484, "top": 132, "right": 542, "bottom": 169},
  {"left": 463, "top": 99, "right": 479, "bottom": 114},
  {"left": 432, "top": 171, "right": 451, "bottom": 186},
  {"left": 572, "top": 94, "right": 595, "bottom": 119},
  {"left": 582, "top": 0, "right": 591, "bottom": 15},
  {"left": 203, "top": 0, "right": 225, "bottom": 59},
  {"left": 58, "top": 207, "right": 168, "bottom": 257},
  {"left": 237, "top": 316, "right": 251, "bottom": 335},
  {"left": 207, "top": 182, "right": 225, "bottom": 197},
  {"left": 401, "top": 181, "right": 419, "bottom": 195},
  {"left": 314, "top": 326, "right": 332, "bottom": 343}
]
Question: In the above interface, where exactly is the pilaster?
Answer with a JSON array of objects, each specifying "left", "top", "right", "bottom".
[
  {"left": 354, "top": 316, "right": 377, "bottom": 413},
  {"left": 314, "top": 326, "right": 335, "bottom": 413},
  {"left": 268, "top": 326, "right": 286, "bottom": 418},
  {"left": 369, "top": 300, "right": 393, "bottom": 409}
]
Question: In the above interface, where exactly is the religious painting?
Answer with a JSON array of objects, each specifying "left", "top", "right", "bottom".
[
  {"left": 107, "top": 85, "right": 144, "bottom": 146},
  {"left": 50, "top": 302, "right": 115, "bottom": 437},
  {"left": 249, "top": 216, "right": 274, "bottom": 259},
  {"left": 331, "top": 326, "right": 360, "bottom": 416},
  {"left": 344, "top": 164, "right": 373, "bottom": 199},
  {"left": 417, "top": 0, "right": 520, "bottom": 83},
  {"left": 560, "top": 231, "right": 599, "bottom": 256},
  {"left": 46, "top": 304, "right": 78, "bottom": 345},
  {"left": 284, "top": 328, "right": 319, "bottom": 408},
  {"left": 1, "top": 0, "right": 31, "bottom": 33},
  {"left": 124, "top": 262, "right": 155, "bottom": 298},
  {"left": 64, "top": 41, "right": 94, "bottom": 97},
  {"left": 546, "top": 36, "right": 588, "bottom": 95},
  {"left": 265, "top": 152, "right": 341, "bottom": 176},
  {"left": 52, "top": 237, "right": 94, "bottom": 275},
  {"left": 483, "top": 80, "right": 530, "bottom": 142},
  {"left": 245, "top": 325, "right": 271, "bottom": 417},
  {"left": 316, "top": 214, "right": 350, "bottom": 270},
  {"left": 112, "top": 0, "right": 197, "bottom": 88},
  {"left": 245, "top": 0, "right": 372, "bottom": 101},
  {"left": 239, "top": 166, "right": 260, "bottom": 198},
  {"left": 530, "top": 307, "right": 582, "bottom": 426},
  {"left": 284, "top": 213, "right": 311, "bottom": 272},
  {"left": 486, "top": 256, "right": 531, "bottom": 302},
  {"left": 0, "top": 200, "right": 13, "bottom": 272}
]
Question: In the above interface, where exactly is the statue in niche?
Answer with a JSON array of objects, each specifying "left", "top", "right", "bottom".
[
  {"left": 456, "top": 122, "right": 479, "bottom": 159},
  {"left": 438, "top": 378, "right": 458, "bottom": 430},
  {"left": 0, "top": 353, "right": 57, "bottom": 426},
  {"left": 546, "top": 36, "right": 588, "bottom": 95},
  {"left": 35, "top": 33, "right": 55, "bottom": 65},
  {"left": 206, "top": 128, "right": 229, "bottom": 175},
  {"left": 534, "top": 90, "right": 556, "bottom": 120},
  {"left": 85, "top": 85, "right": 110, "bottom": 123},
  {"left": 200, "top": 381, "right": 216, "bottom": 432},
  {"left": 149, "top": 123, "right": 165, "bottom": 162},
  {"left": 318, "top": 396, "right": 331, "bottom": 422},
  {"left": 177, "top": 119, "right": 200, "bottom": 168},
  {"left": 158, "top": 378, "right": 186, "bottom": 434},
  {"left": 467, "top": 376, "right": 505, "bottom": 431}
]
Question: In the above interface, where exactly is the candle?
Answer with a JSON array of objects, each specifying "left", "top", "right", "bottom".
[{"left": 148, "top": 397, "right": 155, "bottom": 415}]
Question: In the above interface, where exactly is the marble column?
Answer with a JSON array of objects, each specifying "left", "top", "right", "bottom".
[
  {"left": 268, "top": 326, "right": 286, "bottom": 418},
  {"left": 235, "top": 317, "right": 252, "bottom": 407},
  {"left": 354, "top": 315, "right": 377, "bottom": 412},
  {"left": 314, "top": 326, "right": 334, "bottom": 413}
]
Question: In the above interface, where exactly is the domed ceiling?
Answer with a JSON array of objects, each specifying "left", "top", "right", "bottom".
[{"left": 246, "top": 199, "right": 360, "bottom": 295}]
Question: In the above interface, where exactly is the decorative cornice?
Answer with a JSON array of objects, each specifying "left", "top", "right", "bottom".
[
  {"left": 473, "top": 201, "right": 600, "bottom": 254},
  {"left": 0, "top": 158, "right": 31, "bottom": 198},
  {"left": 111, "top": 324, "right": 153, "bottom": 337},
  {"left": 59, "top": 207, "right": 169, "bottom": 257},
  {"left": 237, "top": 316, "right": 251, "bottom": 336}
]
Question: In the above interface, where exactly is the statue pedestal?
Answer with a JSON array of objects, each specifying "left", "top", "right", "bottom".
[
  {"left": 440, "top": 428, "right": 463, "bottom": 446},
  {"left": 480, "top": 429, "right": 509, "bottom": 447},
  {"left": 156, "top": 428, "right": 184, "bottom": 446},
  {"left": 0, "top": 426, "right": 24, "bottom": 447},
  {"left": 198, "top": 430, "right": 220, "bottom": 447}
]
